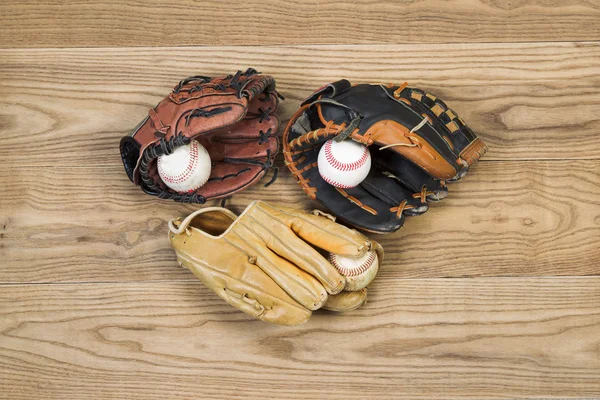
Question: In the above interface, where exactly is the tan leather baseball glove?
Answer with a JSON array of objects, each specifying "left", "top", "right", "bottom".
[{"left": 168, "top": 201, "right": 384, "bottom": 326}]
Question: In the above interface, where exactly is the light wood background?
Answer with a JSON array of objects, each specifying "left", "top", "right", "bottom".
[{"left": 1, "top": 1, "right": 600, "bottom": 399}]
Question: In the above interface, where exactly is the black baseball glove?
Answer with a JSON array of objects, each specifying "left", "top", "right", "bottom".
[{"left": 283, "top": 80, "right": 487, "bottom": 234}]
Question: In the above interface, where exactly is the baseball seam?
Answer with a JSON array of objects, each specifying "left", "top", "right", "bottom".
[
  {"left": 324, "top": 140, "right": 369, "bottom": 172},
  {"left": 320, "top": 173, "right": 356, "bottom": 189},
  {"left": 158, "top": 142, "right": 200, "bottom": 185},
  {"left": 329, "top": 252, "right": 376, "bottom": 277}
]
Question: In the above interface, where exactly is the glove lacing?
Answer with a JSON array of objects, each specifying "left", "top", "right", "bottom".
[
  {"left": 139, "top": 132, "right": 209, "bottom": 204},
  {"left": 377, "top": 115, "right": 436, "bottom": 160}
]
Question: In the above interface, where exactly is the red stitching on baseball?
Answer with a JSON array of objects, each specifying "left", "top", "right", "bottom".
[
  {"left": 320, "top": 173, "right": 356, "bottom": 189},
  {"left": 324, "top": 140, "right": 369, "bottom": 172},
  {"left": 158, "top": 141, "right": 200, "bottom": 184},
  {"left": 329, "top": 252, "right": 376, "bottom": 277}
]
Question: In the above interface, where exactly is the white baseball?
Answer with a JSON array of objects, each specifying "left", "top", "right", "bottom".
[
  {"left": 318, "top": 139, "right": 371, "bottom": 188},
  {"left": 329, "top": 250, "right": 379, "bottom": 291},
  {"left": 157, "top": 140, "right": 211, "bottom": 192}
]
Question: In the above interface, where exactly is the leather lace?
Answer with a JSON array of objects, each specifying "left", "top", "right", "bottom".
[
  {"left": 412, "top": 185, "right": 433, "bottom": 203},
  {"left": 377, "top": 115, "right": 432, "bottom": 155},
  {"left": 390, "top": 200, "right": 415, "bottom": 218}
]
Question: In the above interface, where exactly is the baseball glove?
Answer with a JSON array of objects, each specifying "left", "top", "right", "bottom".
[
  {"left": 283, "top": 80, "right": 487, "bottom": 234},
  {"left": 120, "top": 68, "right": 281, "bottom": 203},
  {"left": 168, "top": 201, "right": 384, "bottom": 326}
]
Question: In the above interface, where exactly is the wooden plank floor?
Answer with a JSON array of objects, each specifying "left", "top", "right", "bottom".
[{"left": 1, "top": 1, "right": 599, "bottom": 399}]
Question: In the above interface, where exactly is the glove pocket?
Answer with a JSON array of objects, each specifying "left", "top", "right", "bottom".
[{"left": 201, "top": 118, "right": 279, "bottom": 161}]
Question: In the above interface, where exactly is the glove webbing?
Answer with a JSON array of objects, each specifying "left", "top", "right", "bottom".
[
  {"left": 309, "top": 99, "right": 363, "bottom": 143},
  {"left": 139, "top": 133, "right": 208, "bottom": 204}
]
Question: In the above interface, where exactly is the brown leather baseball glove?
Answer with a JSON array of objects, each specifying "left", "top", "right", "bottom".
[
  {"left": 168, "top": 201, "right": 384, "bottom": 326},
  {"left": 120, "top": 68, "right": 281, "bottom": 203}
]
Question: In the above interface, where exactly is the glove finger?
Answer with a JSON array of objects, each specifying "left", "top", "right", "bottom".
[
  {"left": 299, "top": 162, "right": 407, "bottom": 233},
  {"left": 208, "top": 115, "right": 280, "bottom": 141},
  {"left": 239, "top": 209, "right": 345, "bottom": 295},
  {"left": 359, "top": 168, "right": 429, "bottom": 218},
  {"left": 322, "top": 289, "right": 367, "bottom": 312},
  {"left": 229, "top": 221, "right": 329, "bottom": 311},
  {"left": 253, "top": 250, "right": 328, "bottom": 311},
  {"left": 193, "top": 162, "right": 269, "bottom": 200},
  {"left": 373, "top": 148, "right": 448, "bottom": 201},
  {"left": 199, "top": 132, "right": 279, "bottom": 163},
  {"left": 246, "top": 91, "right": 281, "bottom": 119},
  {"left": 255, "top": 202, "right": 378, "bottom": 257}
]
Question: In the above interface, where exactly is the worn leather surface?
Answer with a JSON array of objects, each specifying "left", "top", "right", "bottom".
[
  {"left": 168, "top": 201, "right": 384, "bottom": 326},
  {"left": 120, "top": 68, "right": 280, "bottom": 204},
  {"left": 283, "top": 80, "right": 488, "bottom": 234}
]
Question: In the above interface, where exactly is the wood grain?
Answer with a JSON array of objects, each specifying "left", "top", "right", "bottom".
[
  {"left": 1, "top": 278, "right": 599, "bottom": 399},
  {"left": 1, "top": 5, "right": 600, "bottom": 396},
  {"left": 1, "top": 0, "right": 600, "bottom": 48},
  {"left": 1, "top": 42, "right": 599, "bottom": 166},
  {"left": 2, "top": 159, "right": 599, "bottom": 283}
]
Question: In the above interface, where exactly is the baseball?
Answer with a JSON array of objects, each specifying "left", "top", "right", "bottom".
[
  {"left": 318, "top": 139, "right": 371, "bottom": 188},
  {"left": 157, "top": 140, "right": 211, "bottom": 192},
  {"left": 329, "top": 250, "right": 379, "bottom": 291}
]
